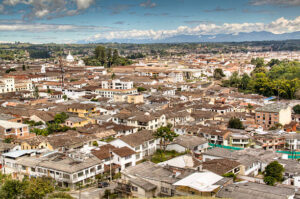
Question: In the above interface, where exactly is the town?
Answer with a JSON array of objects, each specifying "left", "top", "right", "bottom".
[{"left": 0, "top": 42, "right": 299, "bottom": 199}]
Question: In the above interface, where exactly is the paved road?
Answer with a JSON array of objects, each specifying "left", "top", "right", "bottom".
[{"left": 69, "top": 182, "right": 117, "bottom": 199}]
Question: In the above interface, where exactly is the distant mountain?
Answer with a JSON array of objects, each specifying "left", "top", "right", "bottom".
[{"left": 78, "top": 31, "right": 300, "bottom": 44}]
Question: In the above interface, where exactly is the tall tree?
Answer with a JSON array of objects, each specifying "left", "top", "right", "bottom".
[
  {"left": 228, "top": 117, "right": 244, "bottom": 129},
  {"left": 154, "top": 124, "right": 178, "bottom": 151},
  {"left": 213, "top": 68, "right": 225, "bottom": 80},
  {"left": 264, "top": 161, "right": 284, "bottom": 186},
  {"left": 112, "top": 49, "right": 119, "bottom": 66},
  {"left": 106, "top": 48, "right": 112, "bottom": 68}
]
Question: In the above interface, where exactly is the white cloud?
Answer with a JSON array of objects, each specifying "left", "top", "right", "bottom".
[
  {"left": 140, "top": 0, "right": 156, "bottom": 8},
  {"left": 250, "top": 0, "right": 300, "bottom": 6},
  {"left": 1, "top": 0, "right": 94, "bottom": 20},
  {"left": 87, "top": 16, "right": 300, "bottom": 41},
  {"left": 0, "top": 23, "right": 99, "bottom": 32}
]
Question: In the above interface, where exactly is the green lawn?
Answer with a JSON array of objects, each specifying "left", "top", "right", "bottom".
[{"left": 151, "top": 150, "right": 187, "bottom": 163}]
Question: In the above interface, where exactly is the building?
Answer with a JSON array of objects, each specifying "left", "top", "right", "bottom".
[
  {"left": 0, "top": 77, "right": 15, "bottom": 93},
  {"left": 110, "top": 130, "right": 157, "bottom": 161},
  {"left": 1, "top": 151, "right": 104, "bottom": 189},
  {"left": 0, "top": 120, "right": 32, "bottom": 139},
  {"left": 255, "top": 103, "right": 292, "bottom": 129},
  {"left": 114, "top": 94, "right": 144, "bottom": 104}
]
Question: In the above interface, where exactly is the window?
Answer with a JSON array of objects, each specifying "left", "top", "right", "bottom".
[
  {"left": 161, "top": 187, "right": 169, "bottom": 193},
  {"left": 125, "top": 155, "right": 131, "bottom": 160},
  {"left": 132, "top": 186, "right": 138, "bottom": 192},
  {"left": 78, "top": 172, "right": 83, "bottom": 177},
  {"left": 97, "top": 165, "right": 102, "bottom": 170}
]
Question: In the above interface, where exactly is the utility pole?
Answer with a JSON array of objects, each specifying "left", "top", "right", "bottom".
[{"left": 109, "top": 149, "right": 112, "bottom": 182}]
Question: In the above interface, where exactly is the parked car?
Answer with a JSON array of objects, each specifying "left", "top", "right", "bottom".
[{"left": 98, "top": 181, "right": 109, "bottom": 188}]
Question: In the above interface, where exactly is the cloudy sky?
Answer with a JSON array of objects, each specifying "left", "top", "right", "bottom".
[{"left": 0, "top": 0, "right": 299, "bottom": 43}]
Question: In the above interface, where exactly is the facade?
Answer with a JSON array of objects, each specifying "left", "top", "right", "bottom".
[
  {"left": 0, "top": 120, "right": 31, "bottom": 139},
  {"left": 255, "top": 103, "right": 292, "bottom": 129}
]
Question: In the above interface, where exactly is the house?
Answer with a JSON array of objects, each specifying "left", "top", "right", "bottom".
[
  {"left": 216, "top": 181, "right": 295, "bottom": 199},
  {"left": 279, "top": 159, "right": 300, "bottom": 188},
  {"left": 67, "top": 103, "right": 97, "bottom": 118},
  {"left": 118, "top": 161, "right": 194, "bottom": 198},
  {"left": 0, "top": 120, "right": 33, "bottom": 139},
  {"left": 173, "top": 172, "right": 229, "bottom": 197},
  {"left": 65, "top": 117, "right": 91, "bottom": 128},
  {"left": 2, "top": 151, "right": 104, "bottom": 189},
  {"left": 202, "top": 159, "right": 241, "bottom": 176},
  {"left": 110, "top": 130, "right": 157, "bottom": 161},
  {"left": 285, "top": 133, "right": 300, "bottom": 151},
  {"left": 158, "top": 154, "right": 202, "bottom": 171},
  {"left": 166, "top": 135, "right": 209, "bottom": 156},
  {"left": 255, "top": 103, "right": 292, "bottom": 129}
]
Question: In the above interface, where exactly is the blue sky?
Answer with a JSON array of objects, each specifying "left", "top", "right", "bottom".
[{"left": 0, "top": 0, "right": 299, "bottom": 43}]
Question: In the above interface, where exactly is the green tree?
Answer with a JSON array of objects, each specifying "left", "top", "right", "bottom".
[
  {"left": 23, "top": 177, "right": 54, "bottom": 199},
  {"left": 22, "top": 64, "right": 26, "bottom": 71},
  {"left": 112, "top": 49, "right": 119, "bottom": 66},
  {"left": 33, "top": 86, "right": 39, "bottom": 99},
  {"left": 154, "top": 124, "right": 178, "bottom": 151},
  {"left": 54, "top": 112, "right": 69, "bottom": 124},
  {"left": 111, "top": 73, "right": 116, "bottom": 80},
  {"left": 251, "top": 57, "right": 265, "bottom": 68},
  {"left": 95, "top": 45, "right": 106, "bottom": 66},
  {"left": 0, "top": 179, "right": 26, "bottom": 199},
  {"left": 137, "top": 87, "right": 147, "bottom": 92},
  {"left": 107, "top": 48, "right": 113, "bottom": 68},
  {"left": 267, "top": 59, "right": 280, "bottom": 67},
  {"left": 228, "top": 117, "right": 244, "bottom": 129},
  {"left": 213, "top": 68, "right": 225, "bottom": 80},
  {"left": 293, "top": 104, "right": 300, "bottom": 114},
  {"left": 264, "top": 176, "right": 276, "bottom": 186},
  {"left": 264, "top": 161, "right": 284, "bottom": 184},
  {"left": 240, "top": 73, "right": 250, "bottom": 90},
  {"left": 62, "top": 95, "right": 67, "bottom": 100}
]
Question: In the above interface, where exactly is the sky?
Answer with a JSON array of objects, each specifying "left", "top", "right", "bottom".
[{"left": 0, "top": 0, "right": 299, "bottom": 43}]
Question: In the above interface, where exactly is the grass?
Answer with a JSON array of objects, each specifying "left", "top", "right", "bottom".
[{"left": 151, "top": 150, "right": 186, "bottom": 163}]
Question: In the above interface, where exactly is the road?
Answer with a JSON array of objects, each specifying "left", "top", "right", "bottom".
[{"left": 69, "top": 182, "right": 117, "bottom": 199}]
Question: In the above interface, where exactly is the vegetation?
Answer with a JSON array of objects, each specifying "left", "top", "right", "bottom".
[
  {"left": 223, "top": 60, "right": 300, "bottom": 99},
  {"left": 263, "top": 161, "right": 284, "bottom": 186},
  {"left": 151, "top": 149, "right": 186, "bottom": 163},
  {"left": 228, "top": 117, "right": 244, "bottom": 129},
  {"left": 213, "top": 68, "right": 225, "bottom": 80},
  {"left": 48, "top": 192, "right": 74, "bottom": 199},
  {"left": 24, "top": 120, "right": 44, "bottom": 127},
  {"left": 5, "top": 68, "right": 16, "bottom": 73},
  {"left": 154, "top": 124, "right": 178, "bottom": 151},
  {"left": 137, "top": 87, "right": 147, "bottom": 92},
  {"left": 84, "top": 45, "right": 133, "bottom": 67},
  {"left": 31, "top": 112, "right": 73, "bottom": 136},
  {"left": 293, "top": 104, "right": 300, "bottom": 114},
  {"left": 0, "top": 175, "right": 55, "bottom": 199}
]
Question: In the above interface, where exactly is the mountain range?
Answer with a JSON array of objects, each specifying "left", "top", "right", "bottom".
[{"left": 78, "top": 31, "right": 300, "bottom": 44}]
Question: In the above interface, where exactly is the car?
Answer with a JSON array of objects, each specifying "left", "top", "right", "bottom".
[{"left": 98, "top": 181, "right": 109, "bottom": 188}]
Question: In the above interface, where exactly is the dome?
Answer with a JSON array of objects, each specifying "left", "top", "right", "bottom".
[{"left": 66, "top": 51, "right": 74, "bottom": 62}]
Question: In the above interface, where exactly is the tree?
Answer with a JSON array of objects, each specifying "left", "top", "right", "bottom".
[
  {"left": 137, "top": 87, "right": 147, "bottom": 92},
  {"left": 112, "top": 49, "right": 119, "bottom": 66},
  {"left": 154, "top": 124, "right": 178, "bottom": 151},
  {"left": 106, "top": 48, "right": 113, "bottom": 68},
  {"left": 63, "top": 94, "right": 67, "bottom": 101},
  {"left": 264, "top": 176, "right": 276, "bottom": 186},
  {"left": 94, "top": 45, "right": 106, "bottom": 66},
  {"left": 264, "top": 161, "right": 284, "bottom": 185},
  {"left": 228, "top": 117, "right": 244, "bottom": 129},
  {"left": 111, "top": 73, "right": 116, "bottom": 80},
  {"left": 246, "top": 103, "right": 253, "bottom": 114},
  {"left": 22, "top": 64, "right": 26, "bottom": 71},
  {"left": 33, "top": 86, "right": 39, "bottom": 99},
  {"left": 267, "top": 59, "right": 280, "bottom": 67},
  {"left": 213, "top": 68, "right": 225, "bottom": 80},
  {"left": 0, "top": 179, "right": 26, "bottom": 199},
  {"left": 54, "top": 112, "right": 69, "bottom": 124},
  {"left": 240, "top": 73, "right": 250, "bottom": 90},
  {"left": 293, "top": 104, "right": 300, "bottom": 114},
  {"left": 23, "top": 177, "right": 54, "bottom": 199},
  {"left": 251, "top": 57, "right": 265, "bottom": 68}
]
